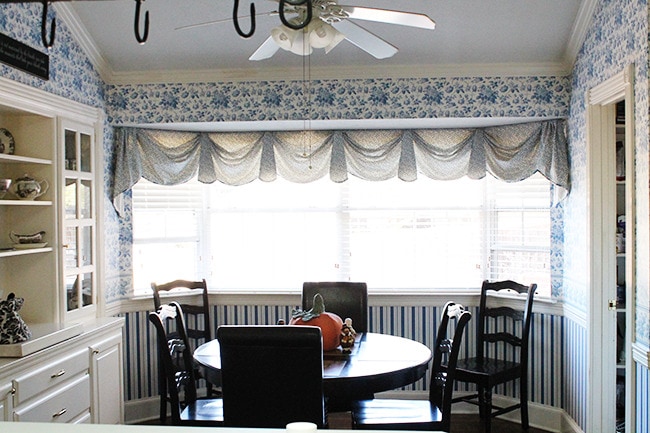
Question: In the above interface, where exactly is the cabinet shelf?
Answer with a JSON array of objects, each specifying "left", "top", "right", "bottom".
[
  {"left": 0, "top": 246, "right": 53, "bottom": 258},
  {"left": 0, "top": 154, "right": 52, "bottom": 165},
  {"left": 0, "top": 199, "right": 52, "bottom": 206}
]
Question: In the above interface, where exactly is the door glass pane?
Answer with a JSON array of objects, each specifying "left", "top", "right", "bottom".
[
  {"left": 80, "top": 180, "right": 91, "bottom": 218},
  {"left": 65, "top": 129, "right": 76, "bottom": 171},
  {"left": 65, "top": 226, "right": 78, "bottom": 268},
  {"left": 80, "top": 132, "right": 91, "bottom": 172},
  {"left": 65, "top": 179, "right": 77, "bottom": 219},
  {"left": 81, "top": 272, "right": 93, "bottom": 307},
  {"left": 80, "top": 226, "right": 92, "bottom": 266},
  {"left": 66, "top": 274, "right": 78, "bottom": 311}
]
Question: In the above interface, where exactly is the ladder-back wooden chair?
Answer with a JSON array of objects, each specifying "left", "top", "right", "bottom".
[
  {"left": 151, "top": 279, "right": 215, "bottom": 422},
  {"left": 452, "top": 280, "right": 537, "bottom": 433},
  {"left": 148, "top": 302, "right": 223, "bottom": 426},
  {"left": 351, "top": 302, "right": 472, "bottom": 432}
]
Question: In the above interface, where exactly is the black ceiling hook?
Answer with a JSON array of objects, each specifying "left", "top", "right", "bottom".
[
  {"left": 279, "top": 0, "right": 312, "bottom": 30},
  {"left": 233, "top": 0, "right": 256, "bottom": 38},
  {"left": 134, "top": 0, "right": 149, "bottom": 44},
  {"left": 41, "top": 1, "right": 55, "bottom": 50}
]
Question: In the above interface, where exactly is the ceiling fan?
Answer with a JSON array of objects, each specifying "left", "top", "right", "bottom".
[{"left": 177, "top": 0, "right": 436, "bottom": 61}]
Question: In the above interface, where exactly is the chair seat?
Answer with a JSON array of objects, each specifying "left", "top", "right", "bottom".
[
  {"left": 455, "top": 357, "right": 522, "bottom": 386},
  {"left": 181, "top": 398, "right": 224, "bottom": 424},
  {"left": 352, "top": 399, "right": 443, "bottom": 430}
]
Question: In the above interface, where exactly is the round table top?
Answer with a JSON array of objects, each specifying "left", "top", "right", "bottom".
[{"left": 194, "top": 332, "right": 432, "bottom": 399}]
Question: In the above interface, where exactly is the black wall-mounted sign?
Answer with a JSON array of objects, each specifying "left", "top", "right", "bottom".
[{"left": 0, "top": 33, "right": 49, "bottom": 80}]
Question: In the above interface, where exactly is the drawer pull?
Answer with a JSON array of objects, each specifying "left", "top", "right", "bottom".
[
  {"left": 53, "top": 408, "right": 67, "bottom": 418},
  {"left": 51, "top": 369, "right": 66, "bottom": 378}
]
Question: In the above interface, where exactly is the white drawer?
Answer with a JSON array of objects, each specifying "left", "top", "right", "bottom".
[
  {"left": 13, "top": 348, "right": 89, "bottom": 405},
  {"left": 13, "top": 374, "right": 90, "bottom": 423}
]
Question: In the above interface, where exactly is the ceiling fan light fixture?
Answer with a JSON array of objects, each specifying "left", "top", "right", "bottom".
[
  {"left": 289, "top": 33, "right": 313, "bottom": 55},
  {"left": 271, "top": 26, "right": 296, "bottom": 50},
  {"left": 308, "top": 21, "right": 337, "bottom": 48}
]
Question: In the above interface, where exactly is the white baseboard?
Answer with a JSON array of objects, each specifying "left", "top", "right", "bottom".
[
  {"left": 377, "top": 390, "right": 584, "bottom": 433},
  {"left": 125, "top": 391, "right": 584, "bottom": 433},
  {"left": 124, "top": 396, "right": 162, "bottom": 424}
]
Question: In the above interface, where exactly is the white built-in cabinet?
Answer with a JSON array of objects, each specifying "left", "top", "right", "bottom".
[
  {"left": 0, "top": 319, "right": 123, "bottom": 424},
  {"left": 0, "top": 77, "right": 123, "bottom": 424}
]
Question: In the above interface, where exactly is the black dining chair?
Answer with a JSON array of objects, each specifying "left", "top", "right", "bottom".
[
  {"left": 351, "top": 302, "right": 472, "bottom": 432},
  {"left": 148, "top": 302, "right": 223, "bottom": 426},
  {"left": 151, "top": 279, "right": 216, "bottom": 422},
  {"left": 302, "top": 281, "right": 370, "bottom": 411},
  {"left": 302, "top": 281, "right": 368, "bottom": 333},
  {"left": 217, "top": 325, "right": 327, "bottom": 428},
  {"left": 451, "top": 280, "right": 537, "bottom": 433}
]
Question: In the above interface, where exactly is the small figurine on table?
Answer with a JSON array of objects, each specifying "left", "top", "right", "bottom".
[{"left": 340, "top": 317, "right": 356, "bottom": 352}]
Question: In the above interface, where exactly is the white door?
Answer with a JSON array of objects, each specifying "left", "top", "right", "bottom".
[{"left": 587, "top": 65, "right": 635, "bottom": 433}]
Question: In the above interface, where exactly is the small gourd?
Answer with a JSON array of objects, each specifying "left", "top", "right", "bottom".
[{"left": 290, "top": 293, "right": 343, "bottom": 351}]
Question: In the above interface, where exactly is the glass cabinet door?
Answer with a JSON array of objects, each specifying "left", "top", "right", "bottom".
[{"left": 61, "top": 119, "right": 97, "bottom": 319}]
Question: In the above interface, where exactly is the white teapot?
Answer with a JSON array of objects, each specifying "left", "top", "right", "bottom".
[{"left": 11, "top": 174, "right": 49, "bottom": 200}]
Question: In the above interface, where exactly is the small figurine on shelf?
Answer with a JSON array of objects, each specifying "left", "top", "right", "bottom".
[
  {"left": 0, "top": 292, "right": 32, "bottom": 344},
  {"left": 340, "top": 317, "right": 356, "bottom": 352}
]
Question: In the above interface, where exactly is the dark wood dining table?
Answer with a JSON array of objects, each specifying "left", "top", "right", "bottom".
[{"left": 193, "top": 332, "right": 432, "bottom": 401}]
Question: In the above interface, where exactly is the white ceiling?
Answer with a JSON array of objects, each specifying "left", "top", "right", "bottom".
[{"left": 62, "top": 0, "right": 594, "bottom": 84}]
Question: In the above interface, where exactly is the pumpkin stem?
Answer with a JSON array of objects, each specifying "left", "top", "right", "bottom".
[{"left": 291, "top": 293, "right": 326, "bottom": 321}]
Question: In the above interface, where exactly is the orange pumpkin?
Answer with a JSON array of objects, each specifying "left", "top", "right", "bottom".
[{"left": 290, "top": 293, "right": 343, "bottom": 351}]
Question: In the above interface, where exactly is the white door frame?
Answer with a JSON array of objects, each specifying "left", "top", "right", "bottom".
[{"left": 586, "top": 64, "right": 635, "bottom": 433}]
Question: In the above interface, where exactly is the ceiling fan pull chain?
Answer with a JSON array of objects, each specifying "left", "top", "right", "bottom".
[
  {"left": 133, "top": 0, "right": 149, "bottom": 44},
  {"left": 233, "top": 0, "right": 256, "bottom": 38},
  {"left": 279, "top": 0, "right": 312, "bottom": 30},
  {"left": 40, "top": 1, "right": 55, "bottom": 50}
]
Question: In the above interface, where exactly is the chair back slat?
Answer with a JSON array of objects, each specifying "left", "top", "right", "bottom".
[
  {"left": 484, "top": 306, "right": 524, "bottom": 321},
  {"left": 483, "top": 332, "right": 522, "bottom": 347}
]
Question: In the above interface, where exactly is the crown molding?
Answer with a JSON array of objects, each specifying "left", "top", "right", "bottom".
[
  {"left": 55, "top": 3, "right": 114, "bottom": 83},
  {"left": 563, "top": 0, "right": 598, "bottom": 68}
]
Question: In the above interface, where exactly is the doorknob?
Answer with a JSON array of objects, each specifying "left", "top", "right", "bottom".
[{"left": 608, "top": 299, "right": 617, "bottom": 310}]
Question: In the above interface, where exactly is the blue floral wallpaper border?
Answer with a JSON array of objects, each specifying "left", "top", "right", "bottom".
[{"left": 105, "top": 76, "right": 570, "bottom": 125}]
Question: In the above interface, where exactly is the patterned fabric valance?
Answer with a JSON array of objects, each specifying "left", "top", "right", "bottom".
[{"left": 111, "top": 119, "right": 569, "bottom": 210}]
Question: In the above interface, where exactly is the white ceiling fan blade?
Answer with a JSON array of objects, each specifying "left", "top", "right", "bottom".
[
  {"left": 331, "top": 19, "right": 398, "bottom": 59},
  {"left": 249, "top": 36, "right": 281, "bottom": 61},
  {"left": 340, "top": 6, "right": 436, "bottom": 30}
]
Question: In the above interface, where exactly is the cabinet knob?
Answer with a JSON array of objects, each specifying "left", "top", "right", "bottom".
[
  {"left": 52, "top": 408, "right": 67, "bottom": 418},
  {"left": 50, "top": 369, "right": 66, "bottom": 378}
]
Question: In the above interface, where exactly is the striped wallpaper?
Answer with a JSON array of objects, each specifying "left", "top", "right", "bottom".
[{"left": 120, "top": 303, "right": 588, "bottom": 430}]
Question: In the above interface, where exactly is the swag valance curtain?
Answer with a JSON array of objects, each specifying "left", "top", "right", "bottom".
[{"left": 111, "top": 119, "right": 569, "bottom": 209}]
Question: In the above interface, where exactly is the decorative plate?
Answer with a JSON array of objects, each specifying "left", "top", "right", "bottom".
[{"left": 0, "top": 128, "right": 15, "bottom": 154}]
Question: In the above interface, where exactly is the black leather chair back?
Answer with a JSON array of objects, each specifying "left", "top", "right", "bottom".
[
  {"left": 302, "top": 281, "right": 368, "bottom": 333},
  {"left": 217, "top": 325, "right": 326, "bottom": 428}
]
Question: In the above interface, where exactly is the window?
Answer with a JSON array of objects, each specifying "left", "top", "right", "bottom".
[{"left": 132, "top": 174, "right": 551, "bottom": 295}]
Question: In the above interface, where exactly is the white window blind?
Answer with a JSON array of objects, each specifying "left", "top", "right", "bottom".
[
  {"left": 132, "top": 179, "right": 204, "bottom": 291},
  {"left": 131, "top": 174, "right": 552, "bottom": 295}
]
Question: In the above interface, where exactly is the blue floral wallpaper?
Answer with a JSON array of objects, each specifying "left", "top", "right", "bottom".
[{"left": 567, "top": 0, "right": 649, "bottom": 345}]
